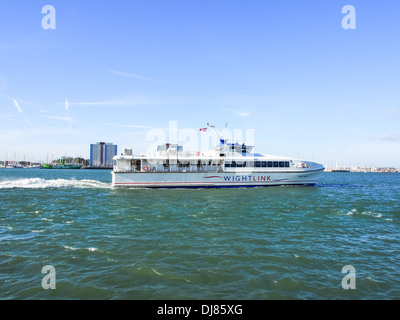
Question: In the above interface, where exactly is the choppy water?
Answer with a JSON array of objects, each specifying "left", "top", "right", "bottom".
[{"left": 1, "top": 168, "right": 399, "bottom": 299}]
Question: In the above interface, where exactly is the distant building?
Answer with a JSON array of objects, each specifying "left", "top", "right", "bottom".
[{"left": 90, "top": 142, "right": 117, "bottom": 167}]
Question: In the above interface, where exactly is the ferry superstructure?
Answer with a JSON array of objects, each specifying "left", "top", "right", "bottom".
[{"left": 111, "top": 134, "right": 325, "bottom": 188}]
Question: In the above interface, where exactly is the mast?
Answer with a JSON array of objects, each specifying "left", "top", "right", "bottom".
[
  {"left": 207, "top": 123, "right": 221, "bottom": 140},
  {"left": 206, "top": 123, "right": 229, "bottom": 146}
]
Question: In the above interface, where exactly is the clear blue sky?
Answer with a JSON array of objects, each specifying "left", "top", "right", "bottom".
[{"left": 1, "top": 0, "right": 400, "bottom": 167}]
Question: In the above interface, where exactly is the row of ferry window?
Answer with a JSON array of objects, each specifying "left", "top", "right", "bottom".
[{"left": 225, "top": 161, "right": 290, "bottom": 168}]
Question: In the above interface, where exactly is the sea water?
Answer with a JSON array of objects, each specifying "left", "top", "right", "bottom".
[{"left": 0, "top": 168, "right": 399, "bottom": 299}]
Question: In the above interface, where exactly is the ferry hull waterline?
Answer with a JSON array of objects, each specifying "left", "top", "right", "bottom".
[
  {"left": 111, "top": 125, "right": 325, "bottom": 189},
  {"left": 111, "top": 170, "right": 324, "bottom": 188}
]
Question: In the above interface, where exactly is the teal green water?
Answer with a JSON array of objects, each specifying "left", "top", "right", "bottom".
[{"left": 1, "top": 168, "right": 399, "bottom": 299}]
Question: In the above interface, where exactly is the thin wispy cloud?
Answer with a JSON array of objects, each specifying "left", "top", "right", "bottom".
[
  {"left": 221, "top": 107, "right": 251, "bottom": 118},
  {"left": 12, "top": 98, "right": 36, "bottom": 131},
  {"left": 69, "top": 97, "right": 179, "bottom": 107},
  {"left": 0, "top": 127, "right": 82, "bottom": 140},
  {"left": 70, "top": 100, "right": 130, "bottom": 106},
  {"left": 375, "top": 134, "right": 399, "bottom": 142},
  {"left": 106, "top": 69, "right": 161, "bottom": 83},
  {"left": 44, "top": 115, "right": 75, "bottom": 122},
  {"left": 24, "top": 116, "right": 36, "bottom": 131},
  {"left": 99, "top": 122, "right": 153, "bottom": 129},
  {"left": 12, "top": 98, "right": 23, "bottom": 113},
  {"left": 383, "top": 108, "right": 400, "bottom": 115}
]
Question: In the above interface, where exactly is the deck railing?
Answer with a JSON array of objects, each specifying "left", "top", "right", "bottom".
[{"left": 113, "top": 165, "right": 224, "bottom": 173}]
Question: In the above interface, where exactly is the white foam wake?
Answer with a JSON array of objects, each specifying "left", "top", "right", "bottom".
[
  {"left": 0, "top": 178, "right": 110, "bottom": 189},
  {"left": 347, "top": 208, "right": 383, "bottom": 218}
]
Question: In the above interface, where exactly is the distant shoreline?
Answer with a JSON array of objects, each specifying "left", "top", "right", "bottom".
[
  {"left": 0, "top": 165, "right": 113, "bottom": 170},
  {"left": 324, "top": 168, "right": 399, "bottom": 173}
]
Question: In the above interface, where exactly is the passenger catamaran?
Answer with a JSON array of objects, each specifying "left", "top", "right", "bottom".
[{"left": 112, "top": 125, "right": 324, "bottom": 188}]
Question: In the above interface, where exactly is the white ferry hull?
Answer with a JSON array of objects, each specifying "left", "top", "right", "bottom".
[{"left": 111, "top": 169, "right": 324, "bottom": 188}]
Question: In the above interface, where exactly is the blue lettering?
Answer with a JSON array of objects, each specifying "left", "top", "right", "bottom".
[
  {"left": 224, "top": 176, "right": 231, "bottom": 181},
  {"left": 235, "top": 176, "right": 240, "bottom": 181}
]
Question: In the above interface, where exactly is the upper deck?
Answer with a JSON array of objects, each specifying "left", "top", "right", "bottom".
[{"left": 113, "top": 143, "right": 323, "bottom": 174}]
